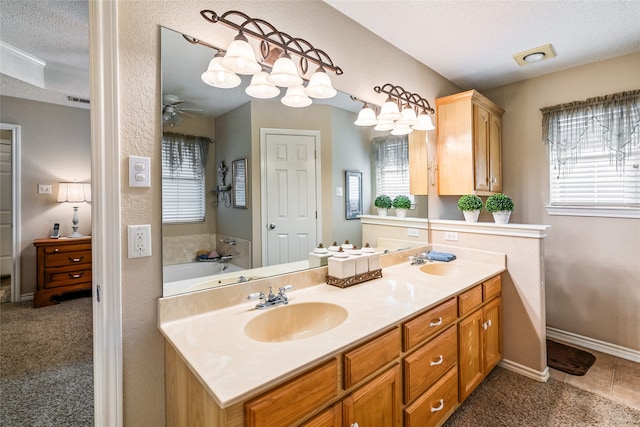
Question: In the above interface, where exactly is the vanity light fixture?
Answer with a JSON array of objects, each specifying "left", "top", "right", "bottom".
[
  {"left": 353, "top": 84, "right": 435, "bottom": 134},
  {"left": 194, "top": 9, "right": 343, "bottom": 107},
  {"left": 201, "top": 51, "right": 242, "bottom": 88}
]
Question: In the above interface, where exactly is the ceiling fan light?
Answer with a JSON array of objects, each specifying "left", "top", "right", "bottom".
[
  {"left": 245, "top": 71, "right": 280, "bottom": 99},
  {"left": 305, "top": 68, "right": 337, "bottom": 99},
  {"left": 374, "top": 120, "right": 395, "bottom": 132},
  {"left": 268, "top": 52, "right": 303, "bottom": 87},
  {"left": 281, "top": 85, "right": 312, "bottom": 108},
  {"left": 220, "top": 33, "right": 262, "bottom": 75},
  {"left": 354, "top": 106, "right": 378, "bottom": 126},
  {"left": 201, "top": 54, "right": 241, "bottom": 88},
  {"left": 377, "top": 98, "right": 401, "bottom": 121},
  {"left": 412, "top": 112, "right": 435, "bottom": 130},
  {"left": 391, "top": 123, "right": 413, "bottom": 136}
]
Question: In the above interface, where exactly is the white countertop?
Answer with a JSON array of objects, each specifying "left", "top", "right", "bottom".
[{"left": 159, "top": 257, "right": 505, "bottom": 408}]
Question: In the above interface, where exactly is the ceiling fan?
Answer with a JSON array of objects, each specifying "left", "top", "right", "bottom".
[{"left": 162, "top": 94, "right": 203, "bottom": 125}]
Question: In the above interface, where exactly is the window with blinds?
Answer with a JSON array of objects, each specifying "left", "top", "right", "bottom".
[
  {"left": 161, "top": 141, "right": 205, "bottom": 223},
  {"left": 372, "top": 135, "right": 415, "bottom": 204}
]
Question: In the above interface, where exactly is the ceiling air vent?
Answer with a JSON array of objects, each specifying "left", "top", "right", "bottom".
[{"left": 67, "top": 96, "right": 90, "bottom": 104}]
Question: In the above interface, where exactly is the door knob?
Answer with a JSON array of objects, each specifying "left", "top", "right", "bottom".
[{"left": 268, "top": 223, "right": 276, "bottom": 230}]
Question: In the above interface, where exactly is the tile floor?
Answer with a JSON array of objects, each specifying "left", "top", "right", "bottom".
[{"left": 548, "top": 340, "right": 640, "bottom": 410}]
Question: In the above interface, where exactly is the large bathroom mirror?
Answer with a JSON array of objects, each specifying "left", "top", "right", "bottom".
[{"left": 161, "top": 26, "right": 418, "bottom": 297}]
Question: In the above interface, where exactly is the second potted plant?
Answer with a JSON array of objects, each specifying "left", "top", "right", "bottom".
[
  {"left": 392, "top": 195, "right": 411, "bottom": 218},
  {"left": 374, "top": 195, "right": 392, "bottom": 216},
  {"left": 457, "top": 194, "right": 483, "bottom": 222},
  {"left": 485, "top": 193, "right": 515, "bottom": 224}
]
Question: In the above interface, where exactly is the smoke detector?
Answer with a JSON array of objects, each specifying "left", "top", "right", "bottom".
[{"left": 513, "top": 44, "right": 556, "bottom": 66}]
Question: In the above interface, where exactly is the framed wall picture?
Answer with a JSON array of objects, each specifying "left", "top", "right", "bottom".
[
  {"left": 232, "top": 158, "right": 248, "bottom": 208},
  {"left": 345, "top": 170, "right": 363, "bottom": 219}
]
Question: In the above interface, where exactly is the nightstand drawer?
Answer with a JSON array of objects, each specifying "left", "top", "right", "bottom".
[
  {"left": 45, "top": 250, "right": 91, "bottom": 267},
  {"left": 45, "top": 266, "right": 92, "bottom": 288},
  {"left": 44, "top": 242, "right": 91, "bottom": 254}
]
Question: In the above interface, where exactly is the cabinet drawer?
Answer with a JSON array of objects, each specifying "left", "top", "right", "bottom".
[
  {"left": 458, "top": 285, "right": 482, "bottom": 317},
  {"left": 299, "top": 403, "right": 342, "bottom": 427},
  {"left": 344, "top": 327, "right": 400, "bottom": 388},
  {"left": 44, "top": 242, "right": 91, "bottom": 254},
  {"left": 483, "top": 275, "right": 501, "bottom": 301},
  {"left": 44, "top": 266, "right": 92, "bottom": 289},
  {"left": 403, "top": 298, "right": 457, "bottom": 351},
  {"left": 45, "top": 250, "right": 91, "bottom": 268},
  {"left": 403, "top": 367, "right": 458, "bottom": 427},
  {"left": 245, "top": 359, "right": 337, "bottom": 427},
  {"left": 403, "top": 326, "right": 457, "bottom": 404}
]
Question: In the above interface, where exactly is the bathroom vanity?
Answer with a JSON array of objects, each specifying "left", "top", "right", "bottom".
[{"left": 159, "top": 248, "right": 505, "bottom": 426}]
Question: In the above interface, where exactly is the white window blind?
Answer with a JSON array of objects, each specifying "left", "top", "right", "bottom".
[
  {"left": 162, "top": 138, "right": 206, "bottom": 223},
  {"left": 372, "top": 136, "right": 415, "bottom": 203}
]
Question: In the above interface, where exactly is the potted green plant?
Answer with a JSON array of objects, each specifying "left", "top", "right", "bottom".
[
  {"left": 392, "top": 195, "right": 411, "bottom": 218},
  {"left": 374, "top": 195, "right": 392, "bottom": 216},
  {"left": 457, "top": 194, "right": 483, "bottom": 222},
  {"left": 485, "top": 193, "right": 514, "bottom": 224}
]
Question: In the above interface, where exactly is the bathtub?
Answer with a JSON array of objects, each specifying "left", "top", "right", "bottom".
[{"left": 163, "top": 261, "right": 245, "bottom": 297}]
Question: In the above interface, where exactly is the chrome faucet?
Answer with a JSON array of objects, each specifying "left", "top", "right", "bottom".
[
  {"left": 409, "top": 252, "right": 433, "bottom": 265},
  {"left": 247, "top": 285, "right": 293, "bottom": 310}
]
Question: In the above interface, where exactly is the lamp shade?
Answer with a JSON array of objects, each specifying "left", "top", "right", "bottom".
[
  {"left": 397, "top": 106, "right": 418, "bottom": 126},
  {"left": 377, "top": 98, "right": 402, "bottom": 121},
  {"left": 412, "top": 112, "right": 435, "bottom": 131},
  {"left": 268, "top": 52, "right": 303, "bottom": 87},
  {"left": 57, "top": 182, "right": 91, "bottom": 203},
  {"left": 220, "top": 33, "right": 262, "bottom": 75},
  {"left": 374, "top": 120, "right": 395, "bottom": 131},
  {"left": 305, "top": 68, "right": 337, "bottom": 99},
  {"left": 245, "top": 71, "right": 280, "bottom": 99},
  {"left": 281, "top": 85, "right": 312, "bottom": 108},
  {"left": 391, "top": 123, "right": 413, "bottom": 136},
  {"left": 201, "top": 53, "right": 241, "bottom": 88},
  {"left": 354, "top": 106, "right": 378, "bottom": 126}
]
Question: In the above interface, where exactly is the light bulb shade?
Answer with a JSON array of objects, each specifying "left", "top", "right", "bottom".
[
  {"left": 57, "top": 182, "right": 91, "bottom": 203},
  {"left": 374, "top": 120, "right": 395, "bottom": 131},
  {"left": 354, "top": 106, "right": 378, "bottom": 126},
  {"left": 397, "top": 106, "right": 418, "bottom": 126},
  {"left": 268, "top": 53, "right": 303, "bottom": 87},
  {"left": 378, "top": 99, "right": 402, "bottom": 121},
  {"left": 220, "top": 33, "right": 262, "bottom": 75},
  {"left": 391, "top": 123, "right": 413, "bottom": 136},
  {"left": 304, "top": 69, "right": 337, "bottom": 99},
  {"left": 412, "top": 113, "right": 435, "bottom": 131},
  {"left": 281, "top": 85, "right": 312, "bottom": 108},
  {"left": 201, "top": 54, "right": 241, "bottom": 88},
  {"left": 245, "top": 71, "right": 280, "bottom": 99}
]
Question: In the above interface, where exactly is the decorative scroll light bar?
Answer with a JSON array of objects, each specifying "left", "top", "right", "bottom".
[
  {"left": 354, "top": 83, "right": 435, "bottom": 135},
  {"left": 188, "top": 9, "right": 343, "bottom": 107}
]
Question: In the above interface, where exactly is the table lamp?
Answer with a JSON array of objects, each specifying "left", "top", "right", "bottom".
[{"left": 57, "top": 182, "right": 91, "bottom": 238}]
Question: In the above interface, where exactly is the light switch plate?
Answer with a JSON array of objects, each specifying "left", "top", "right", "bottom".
[
  {"left": 407, "top": 228, "right": 419, "bottom": 237},
  {"left": 444, "top": 231, "right": 459, "bottom": 241},
  {"left": 38, "top": 184, "right": 52, "bottom": 195},
  {"left": 129, "top": 156, "right": 150, "bottom": 187},
  {"left": 335, "top": 187, "right": 343, "bottom": 197}
]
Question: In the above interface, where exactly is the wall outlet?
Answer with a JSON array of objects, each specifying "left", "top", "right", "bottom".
[
  {"left": 38, "top": 184, "right": 52, "bottom": 195},
  {"left": 128, "top": 224, "right": 152, "bottom": 258},
  {"left": 444, "top": 231, "right": 459, "bottom": 241},
  {"left": 407, "top": 228, "right": 420, "bottom": 237}
]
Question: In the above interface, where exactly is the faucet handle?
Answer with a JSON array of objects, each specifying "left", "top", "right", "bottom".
[
  {"left": 279, "top": 285, "right": 293, "bottom": 293},
  {"left": 247, "top": 292, "right": 264, "bottom": 301}
]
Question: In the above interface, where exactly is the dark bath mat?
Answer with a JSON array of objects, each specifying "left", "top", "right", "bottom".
[{"left": 547, "top": 339, "right": 596, "bottom": 376}]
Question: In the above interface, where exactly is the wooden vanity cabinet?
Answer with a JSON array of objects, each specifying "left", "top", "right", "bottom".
[
  {"left": 436, "top": 90, "right": 504, "bottom": 195},
  {"left": 458, "top": 275, "right": 502, "bottom": 402}
]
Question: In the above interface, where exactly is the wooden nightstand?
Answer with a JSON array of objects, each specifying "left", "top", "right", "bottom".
[{"left": 33, "top": 236, "right": 92, "bottom": 308}]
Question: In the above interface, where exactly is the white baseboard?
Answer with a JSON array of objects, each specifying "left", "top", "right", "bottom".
[
  {"left": 498, "top": 359, "right": 549, "bottom": 382},
  {"left": 547, "top": 327, "right": 640, "bottom": 363},
  {"left": 20, "top": 292, "right": 33, "bottom": 302}
]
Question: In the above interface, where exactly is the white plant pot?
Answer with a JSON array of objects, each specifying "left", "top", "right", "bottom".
[
  {"left": 377, "top": 207, "right": 388, "bottom": 217},
  {"left": 463, "top": 210, "right": 480, "bottom": 223},
  {"left": 395, "top": 208, "right": 407, "bottom": 218},
  {"left": 492, "top": 211, "right": 511, "bottom": 224}
]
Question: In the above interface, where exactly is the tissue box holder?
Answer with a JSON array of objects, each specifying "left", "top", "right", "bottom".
[{"left": 326, "top": 269, "right": 383, "bottom": 289}]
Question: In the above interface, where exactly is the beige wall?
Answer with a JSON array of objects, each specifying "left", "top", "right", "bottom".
[
  {"left": 0, "top": 96, "right": 91, "bottom": 296},
  {"left": 484, "top": 52, "right": 640, "bottom": 352},
  {"left": 116, "top": 1, "right": 459, "bottom": 425}
]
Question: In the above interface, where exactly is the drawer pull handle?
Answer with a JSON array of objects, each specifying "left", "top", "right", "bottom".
[
  {"left": 69, "top": 272, "right": 85, "bottom": 279},
  {"left": 54, "top": 248, "right": 60, "bottom": 253},
  {"left": 431, "top": 399, "right": 444, "bottom": 413},
  {"left": 429, "top": 317, "right": 443, "bottom": 327},
  {"left": 69, "top": 256, "right": 84, "bottom": 263},
  {"left": 430, "top": 355, "right": 444, "bottom": 366}
]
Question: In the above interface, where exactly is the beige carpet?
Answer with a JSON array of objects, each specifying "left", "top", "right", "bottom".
[
  {"left": 0, "top": 295, "right": 93, "bottom": 426},
  {"left": 444, "top": 366, "right": 640, "bottom": 426}
]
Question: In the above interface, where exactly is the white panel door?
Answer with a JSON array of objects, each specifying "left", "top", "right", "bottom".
[{"left": 263, "top": 130, "right": 318, "bottom": 266}]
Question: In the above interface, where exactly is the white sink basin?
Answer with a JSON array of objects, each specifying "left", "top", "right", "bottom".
[
  {"left": 419, "top": 263, "right": 466, "bottom": 276},
  {"left": 244, "top": 302, "right": 348, "bottom": 343}
]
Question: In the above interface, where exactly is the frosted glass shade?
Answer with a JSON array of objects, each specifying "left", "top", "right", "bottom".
[
  {"left": 391, "top": 123, "right": 413, "bottom": 136},
  {"left": 268, "top": 53, "right": 303, "bottom": 87},
  {"left": 305, "top": 69, "right": 337, "bottom": 99},
  {"left": 245, "top": 71, "right": 280, "bottom": 99},
  {"left": 220, "top": 33, "right": 261, "bottom": 75},
  {"left": 57, "top": 182, "right": 91, "bottom": 203},
  {"left": 201, "top": 53, "right": 241, "bottom": 88},
  {"left": 397, "top": 106, "right": 418, "bottom": 126},
  {"left": 374, "top": 120, "right": 395, "bottom": 131},
  {"left": 354, "top": 106, "right": 378, "bottom": 126},
  {"left": 378, "top": 99, "right": 401, "bottom": 121},
  {"left": 281, "top": 85, "right": 312, "bottom": 108},
  {"left": 412, "top": 113, "right": 435, "bottom": 130}
]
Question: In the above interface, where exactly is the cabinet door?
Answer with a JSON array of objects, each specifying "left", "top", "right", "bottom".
[
  {"left": 458, "top": 309, "right": 483, "bottom": 402},
  {"left": 473, "top": 104, "right": 491, "bottom": 193},
  {"left": 300, "top": 403, "right": 342, "bottom": 427},
  {"left": 483, "top": 297, "right": 502, "bottom": 373},
  {"left": 343, "top": 365, "right": 401, "bottom": 427},
  {"left": 409, "top": 130, "right": 429, "bottom": 195},
  {"left": 488, "top": 113, "right": 502, "bottom": 193}
]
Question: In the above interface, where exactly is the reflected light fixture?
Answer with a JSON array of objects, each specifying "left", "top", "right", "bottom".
[
  {"left": 189, "top": 9, "right": 343, "bottom": 108},
  {"left": 57, "top": 182, "right": 91, "bottom": 238},
  {"left": 354, "top": 105, "right": 378, "bottom": 126}
]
